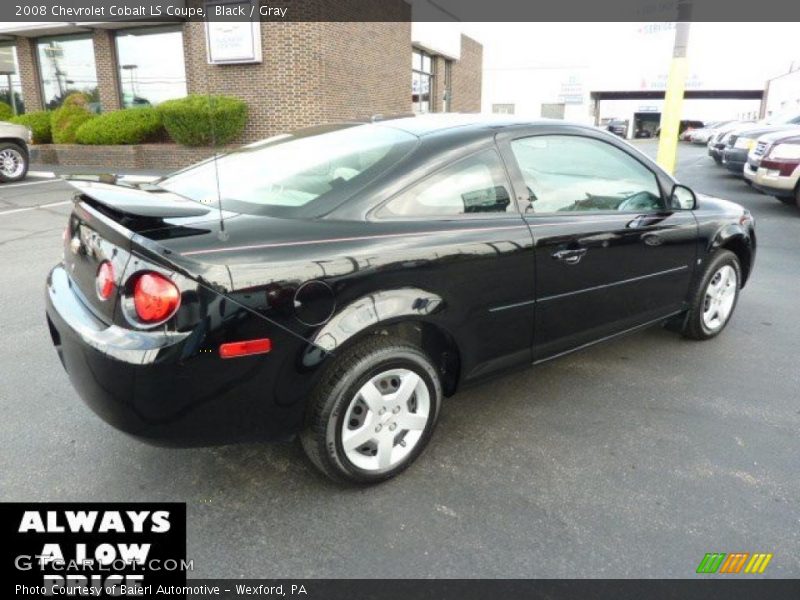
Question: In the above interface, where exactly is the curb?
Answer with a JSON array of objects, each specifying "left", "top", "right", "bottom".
[{"left": 28, "top": 170, "right": 161, "bottom": 184}]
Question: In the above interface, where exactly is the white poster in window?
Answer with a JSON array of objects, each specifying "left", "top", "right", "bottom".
[
  {"left": 0, "top": 46, "right": 16, "bottom": 74},
  {"left": 205, "top": 16, "right": 262, "bottom": 64}
]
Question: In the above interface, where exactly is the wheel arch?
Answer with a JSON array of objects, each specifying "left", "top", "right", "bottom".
[
  {"left": 308, "top": 288, "right": 461, "bottom": 396},
  {"left": 0, "top": 137, "right": 29, "bottom": 155},
  {"left": 709, "top": 226, "right": 754, "bottom": 287}
]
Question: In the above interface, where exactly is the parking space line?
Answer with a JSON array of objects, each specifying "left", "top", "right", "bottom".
[
  {"left": 0, "top": 201, "right": 71, "bottom": 216},
  {"left": 0, "top": 178, "right": 62, "bottom": 189}
]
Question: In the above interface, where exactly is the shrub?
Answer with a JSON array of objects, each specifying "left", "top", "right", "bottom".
[
  {"left": 158, "top": 95, "right": 247, "bottom": 146},
  {"left": 10, "top": 111, "right": 52, "bottom": 144},
  {"left": 76, "top": 108, "right": 165, "bottom": 145},
  {"left": 51, "top": 103, "right": 94, "bottom": 144},
  {"left": 62, "top": 92, "right": 91, "bottom": 109},
  {"left": 0, "top": 101, "right": 13, "bottom": 121}
]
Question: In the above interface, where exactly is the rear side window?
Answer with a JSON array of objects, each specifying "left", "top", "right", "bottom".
[
  {"left": 159, "top": 124, "right": 417, "bottom": 217},
  {"left": 378, "top": 149, "right": 514, "bottom": 218}
]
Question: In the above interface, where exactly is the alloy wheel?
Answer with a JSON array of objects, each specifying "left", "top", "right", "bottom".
[
  {"left": 0, "top": 148, "right": 25, "bottom": 180},
  {"left": 702, "top": 265, "right": 737, "bottom": 331},
  {"left": 341, "top": 368, "right": 431, "bottom": 472}
]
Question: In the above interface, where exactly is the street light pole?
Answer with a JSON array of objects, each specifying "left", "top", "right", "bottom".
[{"left": 656, "top": 1, "right": 692, "bottom": 174}]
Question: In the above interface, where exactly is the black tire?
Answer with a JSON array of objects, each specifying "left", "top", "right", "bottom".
[
  {"left": 712, "top": 155, "right": 722, "bottom": 165},
  {"left": 795, "top": 185, "right": 800, "bottom": 210},
  {"left": 0, "top": 142, "right": 29, "bottom": 183},
  {"left": 775, "top": 195, "right": 793, "bottom": 205},
  {"left": 301, "top": 335, "right": 442, "bottom": 484},
  {"left": 681, "top": 250, "right": 741, "bottom": 341}
]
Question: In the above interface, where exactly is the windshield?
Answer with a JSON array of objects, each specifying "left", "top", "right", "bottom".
[
  {"left": 159, "top": 123, "right": 418, "bottom": 217},
  {"left": 765, "top": 113, "right": 800, "bottom": 126}
]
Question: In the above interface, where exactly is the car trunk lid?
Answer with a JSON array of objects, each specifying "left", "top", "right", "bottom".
[{"left": 63, "top": 178, "right": 216, "bottom": 324}]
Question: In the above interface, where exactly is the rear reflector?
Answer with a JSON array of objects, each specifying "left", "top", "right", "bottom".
[
  {"left": 96, "top": 261, "right": 116, "bottom": 301},
  {"left": 219, "top": 339, "right": 272, "bottom": 359}
]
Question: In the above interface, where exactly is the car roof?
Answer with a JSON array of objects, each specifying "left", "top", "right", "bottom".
[{"left": 376, "top": 113, "right": 567, "bottom": 137}]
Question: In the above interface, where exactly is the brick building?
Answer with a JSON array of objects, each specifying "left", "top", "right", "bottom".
[{"left": 0, "top": 3, "right": 483, "bottom": 144}]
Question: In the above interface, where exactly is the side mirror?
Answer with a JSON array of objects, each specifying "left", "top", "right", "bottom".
[{"left": 671, "top": 184, "right": 697, "bottom": 210}]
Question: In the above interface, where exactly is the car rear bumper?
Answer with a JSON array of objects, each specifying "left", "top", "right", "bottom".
[{"left": 45, "top": 265, "right": 304, "bottom": 446}]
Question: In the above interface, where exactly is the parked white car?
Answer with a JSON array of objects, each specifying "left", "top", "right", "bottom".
[
  {"left": 0, "top": 121, "right": 33, "bottom": 182},
  {"left": 690, "top": 120, "right": 734, "bottom": 144}
]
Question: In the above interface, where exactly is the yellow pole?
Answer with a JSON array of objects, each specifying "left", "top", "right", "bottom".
[{"left": 656, "top": 21, "right": 691, "bottom": 174}]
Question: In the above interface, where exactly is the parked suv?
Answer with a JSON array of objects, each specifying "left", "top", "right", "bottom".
[
  {"left": 708, "top": 122, "right": 754, "bottom": 163},
  {"left": 748, "top": 132, "right": 800, "bottom": 207},
  {"left": 0, "top": 121, "right": 33, "bottom": 183},
  {"left": 722, "top": 114, "right": 800, "bottom": 177}
]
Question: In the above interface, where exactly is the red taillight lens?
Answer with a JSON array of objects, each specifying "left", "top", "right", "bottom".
[
  {"left": 96, "top": 261, "right": 116, "bottom": 300},
  {"left": 133, "top": 272, "right": 181, "bottom": 323}
]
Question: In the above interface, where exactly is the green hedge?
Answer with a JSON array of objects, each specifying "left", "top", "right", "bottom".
[
  {"left": 51, "top": 104, "right": 94, "bottom": 144},
  {"left": 76, "top": 108, "right": 164, "bottom": 145},
  {"left": 10, "top": 111, "right": 52, "bottom": 144},
  {"left": 0, "top": 101, "right": 13, "bottom": 121},
  {"left": 158, "top": 95, "right": 247, "bottom": 146}
]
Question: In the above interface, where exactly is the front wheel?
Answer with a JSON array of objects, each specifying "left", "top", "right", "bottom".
[
  {"left": 301, "top": 336, "right": 442, "bottom": 484},
  {"left": 682, "top": 250, "right": 741, "bottom": 340},
  {"left": 0, "top": 142, "right": 28, "bottom": 183}
]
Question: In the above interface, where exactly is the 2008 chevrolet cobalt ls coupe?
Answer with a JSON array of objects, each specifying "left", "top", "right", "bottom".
[{"left": 46, "top": 116, "right": 756, "bottom": 483}]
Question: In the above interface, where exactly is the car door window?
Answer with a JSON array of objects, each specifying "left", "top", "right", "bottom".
[
  {"left": 378, "top": 149, "right": 513, "bottom": 218},
  {"left": 510, "top": 135, "right": 664, "bottom": 213}
]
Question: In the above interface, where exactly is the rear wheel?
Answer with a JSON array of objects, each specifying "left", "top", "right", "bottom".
[
  {"left": 0, "top": 142, "right": 28, "bottom": 183},
  {"left": 682, "top": 250, "right": 741, "bottom": 340},
  {"left": 301, "top": 336, "right": 442, "bottom": 484}
]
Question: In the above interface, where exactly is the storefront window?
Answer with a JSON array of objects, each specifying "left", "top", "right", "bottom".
[
  {"left": 115, "top": 27, "right": 187, "bottom": 108},
  {"left": 0, "top": 44, "right": 24, "bottom": 115},
  {"left": 37, "top": 35, "right": 99, "bottom": 110},
  {"left": 412, "top": 49, "right": 433, "bottom": 114}
]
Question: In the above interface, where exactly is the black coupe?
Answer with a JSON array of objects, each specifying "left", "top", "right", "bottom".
[{"left": 46, "top": 115, "right": 756, "bottom": 483}]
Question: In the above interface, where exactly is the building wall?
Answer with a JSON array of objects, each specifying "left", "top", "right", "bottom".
[
  {"left": 317, "top": 21, "right": 412, "bottom": 123},
  {"left": 15, "top": 37, "right": 43, "bottom": 112},
  {"left": 92, "top": 30, "right": 122, "bottom": 112},
  {"left": 764, "top": 68, "right": 800, "bottom": 118},
  {"left": 183, "top": 21, "right": 325, "bottom": 143},
  {"left": 450, "top": 34, "right": 482, "bottom": 113},
  {"left": 183, "top": 0, "right": 411, "bottom": 143}
]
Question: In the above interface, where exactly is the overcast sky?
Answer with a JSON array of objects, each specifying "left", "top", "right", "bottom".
[{"left": 460, "top": 23, "right": 800, "bottom": 88}]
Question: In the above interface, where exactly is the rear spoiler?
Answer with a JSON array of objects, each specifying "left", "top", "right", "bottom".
[{"left": 66, "top": 178, "right": 211, "bottom": 220}]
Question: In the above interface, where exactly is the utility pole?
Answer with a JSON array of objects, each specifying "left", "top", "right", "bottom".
[{"left": 656, "top": 1, "right": 692, "bottom": 174}]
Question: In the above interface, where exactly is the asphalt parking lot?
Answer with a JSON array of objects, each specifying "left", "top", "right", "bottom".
[{"left": 1, "top": 141, "right": 798, "bottom": 578}]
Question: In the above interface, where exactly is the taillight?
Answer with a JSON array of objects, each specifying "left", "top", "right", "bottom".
[
  {"left": 133, "top": 272, "right": 181, "bottom": 323},
  {"left": 96, "top": 261, "right": 116, "bottom": 301}
]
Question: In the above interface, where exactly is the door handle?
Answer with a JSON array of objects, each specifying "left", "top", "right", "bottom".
[{"left": 552, "top": 248, "right": 588, "bottom": 264}]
